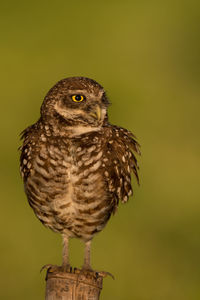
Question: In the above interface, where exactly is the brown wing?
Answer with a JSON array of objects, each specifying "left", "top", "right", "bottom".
[
  {"left": 19, "top": 123, "right": 39, "bottom": 182},
  {"left": 102, "top": 125, "right": 140, "bottom": 211}
]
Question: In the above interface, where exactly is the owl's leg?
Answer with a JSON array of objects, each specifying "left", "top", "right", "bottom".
[
  {"left": 41, "top": 235, "right": 71, "bottom": 274},
  {"left": 78, "top": 240, "right": 114, "bottom": 279},
  {"left": 82, "top": 240, "right": 92, "bottom": 270},
  {"left": 62, "top": 235, "right": 71, "bottom": 272}
]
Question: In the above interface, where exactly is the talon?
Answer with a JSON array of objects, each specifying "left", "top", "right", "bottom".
[
  {"left": 94, "top": 270, "right": 115, "bottom": 280},
  {"left": 40, "top": 264, "right": 55, "bottom": 273},
  {"left": 74, "top": 268, "right": 81, "bottom": 274}
]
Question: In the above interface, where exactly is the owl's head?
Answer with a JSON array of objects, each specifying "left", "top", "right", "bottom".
[{"left": 41, "top": 77, "right": 110, "bottom": 128}]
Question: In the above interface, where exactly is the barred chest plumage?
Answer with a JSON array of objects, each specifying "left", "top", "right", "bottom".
[{"left": 23, "top": 128, "right": 114, "bottom": 242}]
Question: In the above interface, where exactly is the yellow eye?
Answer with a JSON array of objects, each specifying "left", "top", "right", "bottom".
[{"left": 72, "top": 94, "right": 85, "bottom": 102}]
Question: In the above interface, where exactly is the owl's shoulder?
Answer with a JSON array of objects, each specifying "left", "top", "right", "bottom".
[
  {"left": 20, "top": 120, "right": 44, "bottom": 143},
  {"left": 19, "top": 120, "right": 47, "bottom": 180}
]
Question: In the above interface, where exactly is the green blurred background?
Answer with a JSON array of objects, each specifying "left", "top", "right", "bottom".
[{"left": 1, "top": 0, "right": 200, "bottom": 299}]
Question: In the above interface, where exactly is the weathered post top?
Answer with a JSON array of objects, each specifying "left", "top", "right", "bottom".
[{"left": 45, "top": 269, "right": 104, "bottom": 300}]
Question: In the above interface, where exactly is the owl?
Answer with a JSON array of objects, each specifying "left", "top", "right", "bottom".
[{"left": 20, "top": 77, "right": 140, "bottom": 274}]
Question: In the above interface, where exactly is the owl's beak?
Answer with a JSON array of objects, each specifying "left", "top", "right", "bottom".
[{"left": 90, "top": 105, "right": 102, "bottom": 121}]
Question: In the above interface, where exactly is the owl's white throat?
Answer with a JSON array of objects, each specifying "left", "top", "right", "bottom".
[{"left": 68, "top": 125, "right": 101, "bottom": 137}]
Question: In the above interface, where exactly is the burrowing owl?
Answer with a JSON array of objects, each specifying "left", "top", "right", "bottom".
[{"left": 20, "top": 77, "right": 140, "bottom": 272}]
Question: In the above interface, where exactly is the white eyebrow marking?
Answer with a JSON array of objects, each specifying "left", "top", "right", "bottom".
[{"left": 68, "top": 89, "right": 87, "bottom": 94}]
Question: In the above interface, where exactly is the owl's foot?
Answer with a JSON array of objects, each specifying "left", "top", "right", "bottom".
[
  {"left": 40, "top": 264, "right": 72, "bottom": 274},
  {"left": 74, "top": 266, "right": 114, "bottom": 280}
]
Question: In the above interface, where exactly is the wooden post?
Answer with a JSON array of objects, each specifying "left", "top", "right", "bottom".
[{"left": 45, "top": 268, "right": 104, "bottom": 300}]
